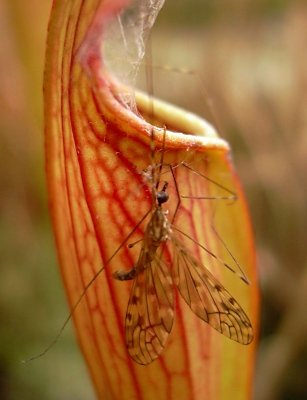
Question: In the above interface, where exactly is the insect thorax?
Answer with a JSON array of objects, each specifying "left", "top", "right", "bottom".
[{"left": 146, "top": 208, "right": 171, "bottom": 248}]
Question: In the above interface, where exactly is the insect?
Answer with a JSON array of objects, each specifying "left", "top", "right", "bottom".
[
  {"left": 113, "top": 128, "right": 254, "bottom": 365},
  {"left": 24, "top": 119, "right": 253, "bottom": 368}
]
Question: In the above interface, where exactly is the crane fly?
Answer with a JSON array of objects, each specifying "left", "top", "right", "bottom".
[
  {"left": 113, "top": 128, "right": 253, "bottom": 365},
  {"left": 24, "top": 78, "right": 254, "bottom": 367},
  {"left": 24, "top": 131, "right": 253, "bottom": 367}
]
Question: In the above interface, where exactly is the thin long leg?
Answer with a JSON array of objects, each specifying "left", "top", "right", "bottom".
[
  {"left": 128, "top": 238, "right": 143, "bottom": 249},
  {"left": 181, "top": 162, "right": 237, "bottom": 199},
  {"left": 155, "top": 126, "right": 167, "bottom": 190},
  {"left": 145, "top": 33, "right": 158, "bottom": 203},
  {"left": 168, "top": 163, "right": 181, "bottom": 226},
  {"left": 142, "top": 63, "right": 224, "bottom": 137},
  {"left": 175, "top": 162, "right": 248, "bottom": 284},
  {"left": 172, "top": 225, "right": 249, "bottom": 284},
  {"left": 159, "top": 160, "right": 236, "bottom": 201},
  {"left": 23, "top": 208, "right": 152, "bottom": 363},
  {"left": 210, "top": 219, "right": 249, "bottom": 284}
]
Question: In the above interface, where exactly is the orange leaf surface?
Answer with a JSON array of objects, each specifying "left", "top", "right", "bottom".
[{"left": 44, "top": 0, "right": 259, "bottom": 399}]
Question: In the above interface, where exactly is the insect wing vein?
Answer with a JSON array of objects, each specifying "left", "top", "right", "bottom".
[
  {"left": 125, "top": 249, "right": 174, "bottom": 365},
  {"left": 172, "top": 238, "right": 253, "bottom": 345}
]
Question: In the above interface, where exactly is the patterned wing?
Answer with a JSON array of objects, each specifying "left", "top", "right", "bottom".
[
  {"left": 172, "top": 238, "right": 253, "bottom": 345},
  {"left": 125, "top": 252, "right": 174, "bottom": 365}
]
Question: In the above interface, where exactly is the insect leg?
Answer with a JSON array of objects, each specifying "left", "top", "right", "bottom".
[
  {"left": 22, "top": 208, "right": 152, "bottom": 363},
  {"left": 180, "top": 162, "right": 237, "bottom": 201}
]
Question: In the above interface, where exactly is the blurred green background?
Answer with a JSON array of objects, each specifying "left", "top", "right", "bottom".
[{"left": 0, "top": 0, "right": 306, "bottom": 399}]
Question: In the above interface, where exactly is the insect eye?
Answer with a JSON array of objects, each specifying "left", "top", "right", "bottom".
[{"left": 157, "top": 190, "right": 169, "bottom": 205}]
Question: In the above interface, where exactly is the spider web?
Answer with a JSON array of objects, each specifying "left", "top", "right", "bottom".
[{"left": 103, "top": 0, "right": 165, "bottom": 110}]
